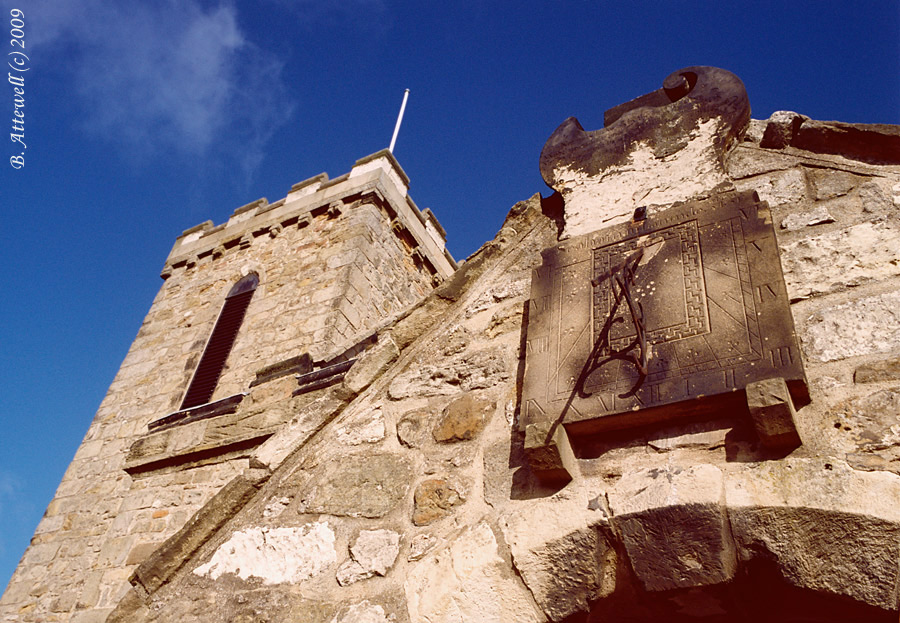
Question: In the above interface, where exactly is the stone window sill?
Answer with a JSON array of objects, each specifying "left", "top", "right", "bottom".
[{"left": 147, "top": 393, "right": 246, "bottom": 433}]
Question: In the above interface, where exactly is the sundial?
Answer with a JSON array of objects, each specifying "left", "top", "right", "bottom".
[
  {"left": 520, "top": 190, "right": 808, "bottom": 441},
  {"left": 522, "top": 66, "right": 809, "bottom": 482}
]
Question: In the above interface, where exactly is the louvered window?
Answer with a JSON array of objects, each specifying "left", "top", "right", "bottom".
[{"left": 180, "top": 273, "right": 258, "bottom": 409}]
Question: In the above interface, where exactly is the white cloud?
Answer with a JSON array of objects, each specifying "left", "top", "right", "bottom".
[
  {"left": 0, "top": 471, "right": 26, "bottom": 559},
  {"left": 29, "top": 0, "right": 293, "bottom": 176},
  {"left": 0, "top": 471, "right": 18, "bottom": 501},
  {"left": 266, "top": 0, "right": 388, "bottom": 29}
]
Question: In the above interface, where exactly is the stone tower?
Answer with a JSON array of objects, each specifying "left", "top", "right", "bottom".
[{"left": 0, "top": 150, "right": 455, "bottom": 621}]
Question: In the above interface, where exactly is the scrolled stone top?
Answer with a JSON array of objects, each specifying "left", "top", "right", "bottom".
[
  {"left": 539, "top": 66, "right": 752, "bottom": 239},
  {"left": 540, "top": 66, "right": 751, "bottom": 187}
]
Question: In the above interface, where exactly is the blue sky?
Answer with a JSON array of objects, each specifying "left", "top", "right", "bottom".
[{"left": 1, "top": 0, "right": 898, "bottom": 591}]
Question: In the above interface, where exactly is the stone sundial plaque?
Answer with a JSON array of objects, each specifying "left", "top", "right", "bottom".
[{"left": 521, "top": 190, "right": 808, "bottom": 437}]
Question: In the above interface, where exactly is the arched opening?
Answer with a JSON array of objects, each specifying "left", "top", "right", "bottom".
[{"left": 181, "top": 273, "right": 259, "bottom": 409}]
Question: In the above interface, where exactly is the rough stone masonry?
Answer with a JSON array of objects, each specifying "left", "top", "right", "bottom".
[{"left": 3, "top": 66, "right": 900, "bottom": 622}]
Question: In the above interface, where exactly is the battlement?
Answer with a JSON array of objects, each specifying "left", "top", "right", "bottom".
[{"left": 165, "top": 150, "right": 456, "bottom": 280}]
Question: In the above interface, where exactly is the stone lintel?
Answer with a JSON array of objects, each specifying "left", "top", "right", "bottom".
[
  {"left": 251, "top": 353, "right": 313, "bottom": 387},
  {"left": 294, "top": 359, "right": 357, "bottom": 396},
  {"left": 124, "top": 431, "right": 272, "bottom": 476}
]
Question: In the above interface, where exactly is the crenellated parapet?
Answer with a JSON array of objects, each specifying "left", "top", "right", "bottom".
[{"left": 162, "top": 149, "right": 456, "bottom": 282}]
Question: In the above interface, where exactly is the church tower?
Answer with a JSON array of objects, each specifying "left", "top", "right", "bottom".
[{"left": 1, "top": 150, "right": 454, "bottom": 621}]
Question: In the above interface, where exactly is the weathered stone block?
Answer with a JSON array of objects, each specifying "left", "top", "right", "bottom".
[
  {"left": 432, "top": 394, "right": 494, "bottom": 443},
  {"left": 412, "top": 479, "right": 464, "bottom": 526},
  {"left": 735, "top": 167, "right": 807, "bottom": 208},
  {"left": 335, "top": 406, "right": 385, "bottom": 446},
  {"left": 780, "top": 206, "right": 834, "bottom": 231},
  {"left": 727, "top": 144, "right": 797, "bottom": 179},
  {"left": 809, "top": 168, "right": 859, "bottom": 200},
  {"left": 341, "top": 333, "right": 400, "bottom": 396},
  {"left": 388, "top": 347, "right": 510, "bottom": 399},
  {"left": 408, "top": 533, "right": 439, "bottom": 562},
  {"left": 336, "top": 529, "right": 400, "bottom": 586},
  {"left": 858, "top": 180, "right": 894, "bottom": 213},
  {"left": 523, "top": 422, "right": 577, "bottom": 484},
  {"left": 760, "top": 111, "right": 806, "bottom": 149},
  {"left": 405, "top": 521, "right": 543, "bottom": 623},
  {"left": 830, "top": 387, "right": 900, "bottom": 474},
  {"left": 781, "top": 220, "right": 900, "bottom": 300},
  {"left": 194, "top": 522, "right": 337, "bottom": 584},
  {"left": 725, "top": 459, "right": 900, "bottom": 611},
  {"left": 608, "top": 464, "right": 736, "bottom": 592},
  {"left": 501, "top": 494, "right": 615, "bottom": 621},
  {"left": 22, "top": 543, "right": 59, "bottom": 566},
  {"left": 298, "top": 453, "right": 411, "bottom": 519},
  {"left": 802, "top": 291, "right": 900, "bottom": 362},
  {"left": 746, "top": 377, "right": 801, "bottom": 449},
  {"left": 854, "top": 356, "right": 900, "bottom": 383},
  {"left": 50, "top": 590, "right": 77, "bottom": 612},
  {"left": 791, "top": 119, "right": 900, "bottom": 165},
  {"left": 484, "top": 303, "right": 524, "bottom": 338},
  {"left": 124, "top": 540, "right": 161, "bottom": 566},
  {"left": 648, "top": 421, "right": 729, "bottom": 452},
  {"left": 396, "top": 409, "right": 430, "bottom": 448}
]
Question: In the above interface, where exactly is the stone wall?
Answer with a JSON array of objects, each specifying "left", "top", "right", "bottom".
[
  {"left": 98, "top": 112, "right": 900, "bottom": 623},
  {"left": 3, "top": 83, "right": 900, "bottom": 622},
  {"left": 731, "top": 116, "right": 900, "bottom": 474}
]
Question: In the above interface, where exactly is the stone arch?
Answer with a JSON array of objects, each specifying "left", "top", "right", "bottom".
[{"left": 506, "top": 459, "right": 900, "bottom": 622}]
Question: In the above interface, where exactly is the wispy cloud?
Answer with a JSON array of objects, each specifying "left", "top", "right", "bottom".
[
  {"left": 0, "top": 470, "right": 27, "bottom": 561},
  {"left": 0, "top": 471, "right": 19, "bottom": 505},
  {"left": 265, "top": 0, "right": 389, "bottom": 30},
  {"left": 29, "top": 0, "right": 293, "bottom": 177}
]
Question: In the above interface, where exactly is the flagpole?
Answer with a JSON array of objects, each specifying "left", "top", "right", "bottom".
[{"left": 389, "top": 89, "right": 410, "bottom": 153}]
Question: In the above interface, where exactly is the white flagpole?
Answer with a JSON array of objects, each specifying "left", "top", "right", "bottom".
[{"left": 389, "top": 89, "right": 410, "bottom": 153}]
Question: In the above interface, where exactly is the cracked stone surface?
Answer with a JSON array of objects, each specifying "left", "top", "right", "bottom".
[{"left": 336, "top": 530, "right": 401, "bottom": 586}]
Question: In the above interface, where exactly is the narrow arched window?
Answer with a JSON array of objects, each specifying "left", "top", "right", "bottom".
[{"left": 181, "top": 273, "right": 258, "bottom": 409}]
